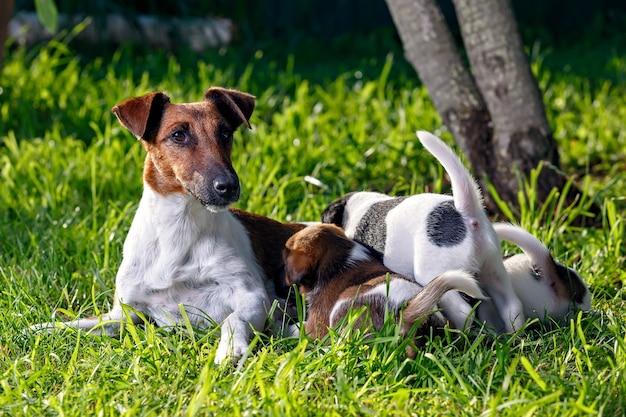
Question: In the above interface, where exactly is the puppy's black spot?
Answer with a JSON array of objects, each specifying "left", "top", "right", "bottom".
[
  {"left": 321, "top": 192, "right": 355, "bottom": 226},
  {"left": 354, "top": 197, "right": 407, "bottom": 254},
  {"left": 426, "top": 201, "right": 466, "bottom": 247}
]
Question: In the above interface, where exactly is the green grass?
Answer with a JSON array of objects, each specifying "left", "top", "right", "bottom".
[{"left": 1, "top": 29, "right": 625, "bottom": 416}]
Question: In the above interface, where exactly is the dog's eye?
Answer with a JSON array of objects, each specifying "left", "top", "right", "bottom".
[
  {"left": 218, "top": 125, "right": 232, "bottom": 142},
  {"left": 530, "top": 265, "right": 542, "bottom": 280},
  {"left": 171, "top": 130, "right": 187, "bottom": 143}
]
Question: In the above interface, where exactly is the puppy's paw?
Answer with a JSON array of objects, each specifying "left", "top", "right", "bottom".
[{"left": 214, "top": 336, "right": 249, "bottom": 365}]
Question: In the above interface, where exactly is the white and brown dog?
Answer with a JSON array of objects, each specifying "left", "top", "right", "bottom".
[
  {"left": 493, "top": 222, "right": 591, "bottom": 324},
  {"left": 322, "top": 131, "right": 525, "bottom": 333},
  {"left": 31, "top": 87, "right": 305, "bottom": 363},
  {"left": 283, "top": 223, "right": 486, "bottom": 344}
]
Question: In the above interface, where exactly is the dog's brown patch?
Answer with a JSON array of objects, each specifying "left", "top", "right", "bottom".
[
  {"left": 231, "top": 209, "right": 305, "bottom": 298},
  {"left": 284, "top": 224, "right": 355, "bottom": 290},
  {"left": 112, "top": 88, "right": 254, "bottom": 205},
  {"left": 284, "top": 224, "right": 397, "bottom": 338}
]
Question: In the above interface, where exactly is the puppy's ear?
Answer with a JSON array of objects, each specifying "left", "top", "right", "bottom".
[
  {"left": 285, "top": 250, "right": 317, "bottom": 292},
  {"left": 205, "top": 87, "right": 255, "bottom": 130},
  {"left": 112, "top": 92, "right": 170, "bottom": 141},
  {"left": 321, "top": 195, "right": 351, "bottom": 226},
  {"left": 553, "top": 261, "right": 589, "bottom": 307}
]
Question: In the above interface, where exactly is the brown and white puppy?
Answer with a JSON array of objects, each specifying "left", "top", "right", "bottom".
[
  {"left": 283, "top": 224, "right": 486, "bottom": 342},
  {"left": 493, "top": 222, "right": 591, "bottom": 323},
  {"left": 30, "top": 88, "right": 305, "bottom": 364}
]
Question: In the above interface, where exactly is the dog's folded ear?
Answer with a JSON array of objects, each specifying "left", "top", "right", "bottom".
[
  {"left": 112, "top": 92, "right": 171, "bottom": 141},
  {"left": 205, "top": 87, "right": 255, "bottom": 130},
  {"left": 284, "top": 250, "right": 317, "bottom": 292}
]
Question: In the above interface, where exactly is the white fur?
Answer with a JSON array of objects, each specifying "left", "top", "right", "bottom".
[
  {"left": 364, "top": 278, "right": 424, "bottom": 308},
  {"left": 330, "top": 132, "right": 524, "bottom": 332},
  {"left": 493, "top": 222, "right": 591, "bottom": 322},
  {"left": 32, "top": 185, "right": 272, "bottom": 364},
  {"left": 494, "top": 222, "right": 551, "bottom": 263},
  {"left": 328, "top": 269, "right": 485, "bottom": 330},
  {"left": 503, "top": 254, "right": 566, "bottom": 320},
  {"left": 346, "top": 242, "right": 373, "bottom": 265},
  {"left": 428, "top": 270, "right": 486, "bottom": 301},
  {"left": 343, "top": 192, "right": 392, "bottom": 238}
]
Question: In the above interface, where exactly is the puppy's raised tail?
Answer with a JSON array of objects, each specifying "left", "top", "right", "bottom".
[
  {"left": 400, "top": 269, "right": 486, "bottom": 334},
  {"left": 416, "top": 131, "right": 484, "bottom": 222}
]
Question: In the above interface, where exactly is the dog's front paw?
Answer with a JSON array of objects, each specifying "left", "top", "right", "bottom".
[{"left": 214, "top": 336, "right": 249, "bottom": 365}]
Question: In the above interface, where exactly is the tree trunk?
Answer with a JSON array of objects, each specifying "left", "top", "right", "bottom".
[
  {"left": 385, "top": 0, "right": 496, "bottom": 209},
  {"left": 453, "top": 0, "right": 566, "bottom": 210},
  {"left": 385, "top": 0, "right": 597, "bottom": 221},
  {"left": 0, "top": 0, "right": 14, "bottom": 72}
]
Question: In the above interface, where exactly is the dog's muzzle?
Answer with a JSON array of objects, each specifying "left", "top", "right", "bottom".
[
  {"left": 212, "top": 175, "right": 240, "bottom": 203},
  {"left": 188, "top": 173, "right": 240, "bottom": 209}
]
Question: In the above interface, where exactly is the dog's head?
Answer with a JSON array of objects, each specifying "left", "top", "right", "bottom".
[
  {"left": 283, "top": 224, "right": 355, "bottom": 295},
  {"left": 321, "top": 194, "right": 351, "bottom": 226},
  {"left": 506, "top": 253, "right": 591, "bottom": 322},
  {"left": 112, "top": 87, "right": 255, "bottom": 211},
  {"left": 321, "top": 191, "right": 393, "bottom": 227},
  {"left": 494, "top": 223, "right": 591, "bottom": 323}
]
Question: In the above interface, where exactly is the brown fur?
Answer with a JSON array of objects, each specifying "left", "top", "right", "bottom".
[
  {"left": 113, "top": 88, "right": 252, "bottom": 206},
  {"left": 283, "top": 224, "right": 441, "bottom": 339},
  {"left": 231, "top": 209, "right": 306, "bottom": 299}
]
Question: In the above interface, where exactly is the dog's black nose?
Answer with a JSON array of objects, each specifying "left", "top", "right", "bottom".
[{"left": 213, "top": 175, "right": 240, "bottom": 201}]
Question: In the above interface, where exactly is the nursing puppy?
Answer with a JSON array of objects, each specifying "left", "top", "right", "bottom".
[
  {"left": 283, "top": 224, "right": 486, "bottom": 342},
  {"left": 493, "top": 222, "right": 591, "bottom": 323},
  {"left": 322, "top": 131, "right": 524, "bottom": 333},
  {"left": 30, "top": 88, "right": 305, "bottom": 364}
]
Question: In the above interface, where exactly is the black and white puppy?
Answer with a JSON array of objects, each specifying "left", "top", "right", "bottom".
[
  {"left": 322, "top": 131, "right": 524, "bottom": 333},
  {"left": 283, "top": 224, "right": 485, "bottom": 345},
  {"left": 493, "top": 222, "right": 591, "bottom": 323}
]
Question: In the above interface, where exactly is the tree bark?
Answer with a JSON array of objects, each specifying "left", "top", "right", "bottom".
[
  {"left": 0, "top": 0, "right": 14, "bottom": 72},
  {"left": 385, "top": 0, "right": 496, "bottom": 209},
  {"left": 385, "top": 0, "right": 597, "bottom": 221},
  {"left": 453, "top": 0, "right": 566, "bottom": 210}
]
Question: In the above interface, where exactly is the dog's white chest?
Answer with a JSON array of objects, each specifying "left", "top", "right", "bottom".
[{"left": 113, "top": 187, "right": 266, "bottom": 327}]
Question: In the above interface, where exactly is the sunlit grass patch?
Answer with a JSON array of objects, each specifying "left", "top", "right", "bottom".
[{"left": 1, "top": 33, "right": 625, "bottom": 415}]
